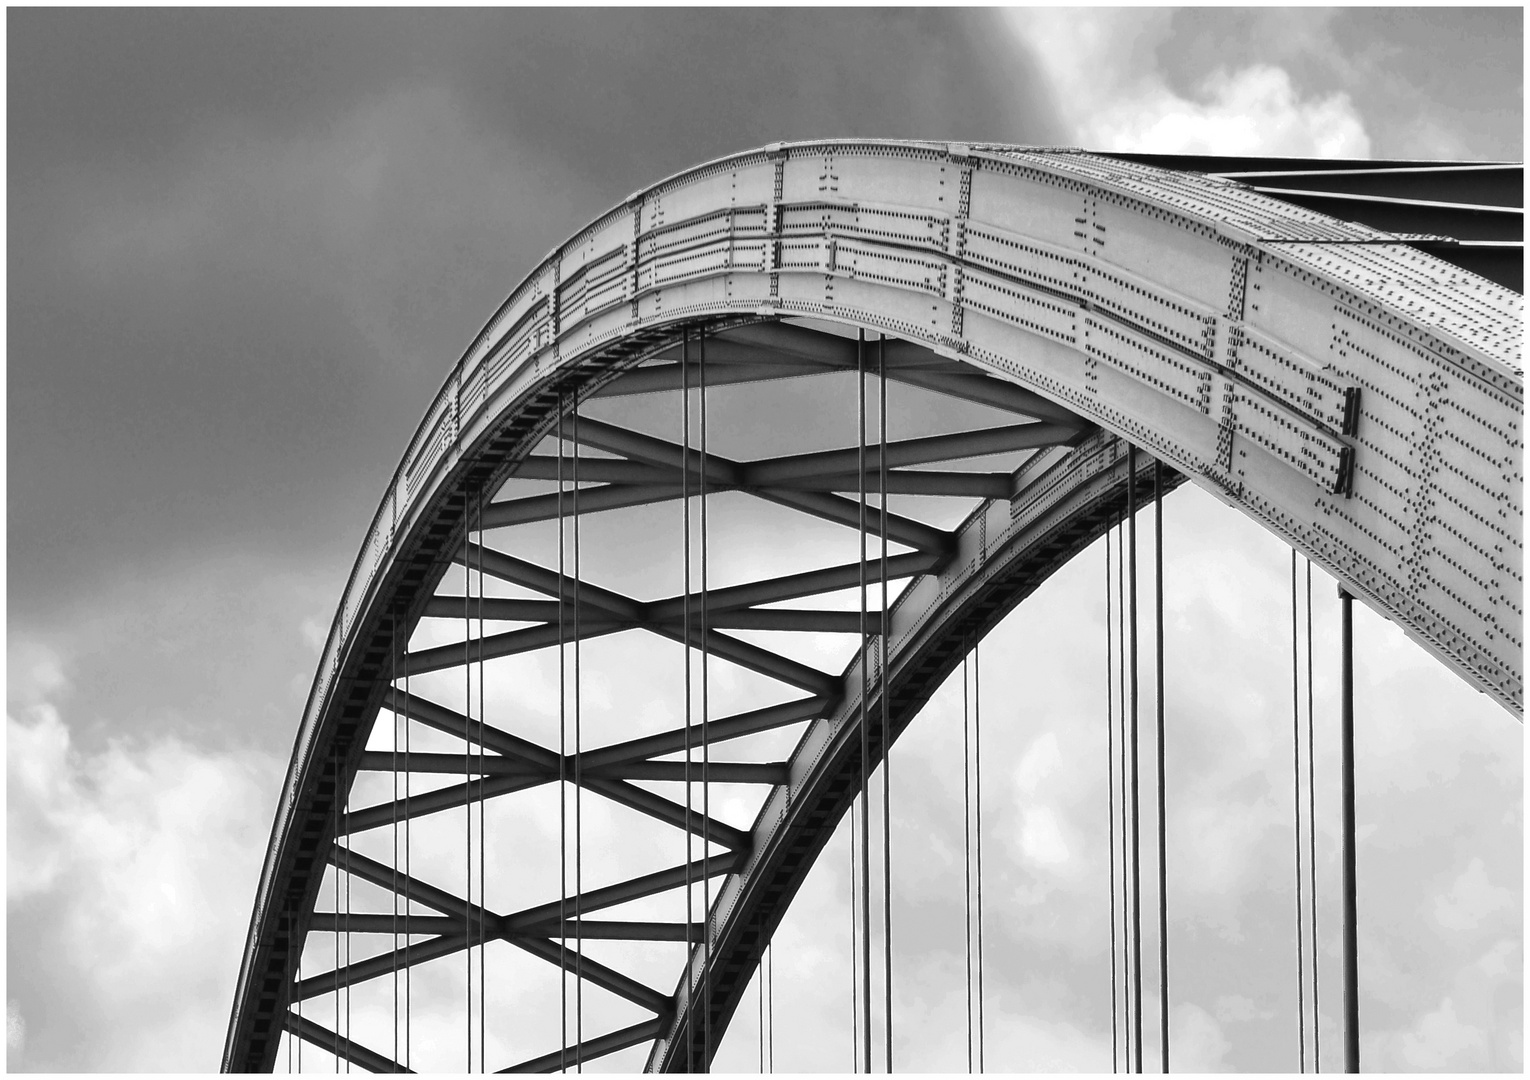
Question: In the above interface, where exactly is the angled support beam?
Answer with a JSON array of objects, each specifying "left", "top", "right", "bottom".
[
  {"left": 461, "top": 544, "right": 645, "bottom": 621},
  {"left": 506, "top": 851, "right": 746, "bottom": 932},
  {"left": 509, "top": 935, "right": 672, "bottom": 1015},
  {"left": 587, "top": 760, "right": 789, "bottom": 784},
  {"left": 307, "top": 913, "right": 462, "bottom": 936},
  {"left": 742, "top": 422, "right": 1078, "bottom": 486},
  {"left": 342, "top": 773, "right": 540, "bottom": 834},
  {"left": 564, "top": 414, "right": 741, "bottom": 488},
  {"left": 648, "top": 551, "right": 938, "bottom": 618},
  {"left": 545, "top": 920, "right": 706, "bottom": 942},
  {"left": 333, "top": 846, "right": 499, "bottom": 931},
  {"left": 357, "top": 752, "right": 546, "bottom": 777},
  {"left": 777, "top": 468, "right": 1013, "bottom": 498},
  {"left": 497, "top": 1016, "right": 670, "bottom": 1074},
  {"left": 382, "top": 688, "right": 560, "bottom": 768},
  {"left": 581, "top": 776, "right": 753, "bottom": 851},
  {"left": 292, "top": 932, "right": 468, "bottom": 1002},
  {"left": 404, "top": 619, "right": 629, "bottom": 673},
  {"left": 704, "top": 608, "right": 877, "bottom": 633},
  {"left": 753, "top": 486, "right": 952, "bottom": 554},
  {"left": 596, "top": 359, "right": 836, "bottom": 396},
  {"left": 506, "top": 457, "right": 679, "bottom": 484},
  {"left": 651, "top": 621, "right": 837, "bottom": 696},
  {"left": 481, "top": 483, "right": 688, "bottom": 529},
  {"left": 579, "top": 696, "right": 826, "bottom": 769},
  {"left": 285, "top": 1011, "right": 413, "bottom": 1073}
]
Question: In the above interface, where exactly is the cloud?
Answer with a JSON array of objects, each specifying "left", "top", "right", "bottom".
[
  {"left": 1006, "top": 9, "right": 1371, "bottom": 156},
  {"left": 1434, "top": 858, "right": 1513, "bottom": 932},
  {"left": 1172, "top": 1002, "right": 1232, "bottom": 1071},
  {"left": 7, "top": 683, "right": 284, "bottom": 1070}
]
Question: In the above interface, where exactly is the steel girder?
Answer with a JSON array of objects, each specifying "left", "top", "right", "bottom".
[{"left": 225, "top": 141, "right": 1522, "bottom": 1072}]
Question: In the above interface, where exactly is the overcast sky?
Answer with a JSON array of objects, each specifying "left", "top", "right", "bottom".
[{"left": 6, "top": 7, "right": 1523, "bottom": 1073}]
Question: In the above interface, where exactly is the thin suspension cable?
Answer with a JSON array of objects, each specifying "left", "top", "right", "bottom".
[
  {"left": 557, "top": 399, "right": 568, "bottom": 1074},
  {"left": 963, "top": 653, "right": 972, "bottom": 1075},
  {"left": 974, "top": 644, "right": 985, "bottom": 1075},
  {"left": 1116, "top": 506, "right": 1131, "bottom": 1073},
  {"left": 573, "top": 401, "right": 584, "bottom": 1072},
  {"left": 681, "top": 329, "right": 695, "bottom": 1073},
  {"left": 857, "top": 327, "right": 872, "bottom": 1073},
  {"left": 850, "top": 798, "right": 859, "bottom": 1072},
  {"left": 700, "top": 326, "right": 713, "bottom": 1071},
  {"left": 1306, "top": 559, "right": 1321, "bottom": 1073},
  {"left": 1127, "top": 446, "right": 1142, "bottom": 1074},
  {"left": 1154, "top": 459, "right": 1169, "bottom": 1074},
  {"left": 404, "top": 590, "right": 412, "bottom": 1071},
  {"left": 1291, "top": 550, "right": 1308, "bottom": 1072},
  {"left": 880, "top": 335, "right": 893, "bottom": 1075},
  {"left": 297, "top": 896, "right": 303, "bottom": 1073},
  {"left": 1107, "top": 528, "right": 1119, "bottom": 1073},
  {"left": 392, "top": 607, "right": 399, "bottom": 1072},
  {"left": 471, "top": 492, "right": 483, "bottom": 1070},
  {"left": 334, "top": 739, "right": 341, "bottom": 1071},
  {"left": 346, "top": 749, "right": 351, "bottom": 1072},
  {"left": 465, "top": 489, "right": 473, "bottom": 1073}
]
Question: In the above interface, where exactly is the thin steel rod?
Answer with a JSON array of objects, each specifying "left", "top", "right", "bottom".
[
  {"left": 682, "top": 328, "right": 695, "bottom": 1073},
  {"left": 1117, "top": 507, "right": 1131, "bottom": 1073},
  {"left": 465, "top": 491, "right": 473, "bottom": 1072},
  {"left": 404, "top": 588, "right": 412, "bottom": 1070},
  {"left": 1339, "top": 588, "right": 1359, "bottom": 1073},
  {"left": 701, "top": 325, "right": 713, "bottom": 1071},
  {"left": 963, "top": 654, "right": 972, "bottom": 1075},
  {"left": 392, "top": 609, "right": 399, "bottom": 1071},
  {"left": 1307, "top": 561, "right": 1321, "bottom": 1073},
  {"left": 1107, "top": 528, "right": 1118, "bottom": 1073},
  {"left": 858, "top": 328, "right": 872, "bottom": 1074},
  {"left": 880, "top": 334, "right": 892, "bottom": 1075},
  {"left": 1154, "top": 459, "right": 1168, "bottom": 1074},
  {"left": 573, "top": 402, "right": 583, "bottom": 1071},
  {"left": 974, "top": 644, "right": 985, "bottom": 1074},
  {"left": 1128, "top": 445, "right": 1142, "bottom": 1074},
  {"left": 557, "top": 399, "right": 568, "bottom": 1074},
  {"left": 1291, "top": 551, "right": 1307, "bottom": 1072},
  {"left": 471, "top": 492, "right": 483, "bottom": 1070},
  {"left": 850, "top": 799, "right": 859, "bottom": 1072}
]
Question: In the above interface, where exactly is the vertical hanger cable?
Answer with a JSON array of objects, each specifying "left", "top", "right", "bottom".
[
  {"left": 557, "top": 399, "right": 568, "bottom": 1074},
  {"left": 1107, "top": 527, "right": 1119, "bottom": 1073},
  {"left": 1154, "top": 460, "right": 1169, "bottom": 1073},
  {"left": 700, "top": 326, "right": 713, "bottom": 1070},
  {"left": 879, "top": 335, "right": 893, "bottom": 1074},
  {"left": 1291, "top": 550, "right": 1308, "bottom": 1072},
  {"left": 1306, "top": 559, "right": 1321, "bottom": 1072}
]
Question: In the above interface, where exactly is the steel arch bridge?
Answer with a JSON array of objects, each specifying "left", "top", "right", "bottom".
[{"left": 225, "top": 141, "right": 1522, "bottom": 1073}]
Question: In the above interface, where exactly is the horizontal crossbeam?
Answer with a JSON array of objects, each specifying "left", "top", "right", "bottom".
[
  {"left": 356, "top": 751, "right": 786, "bottom": 784},
  {"left": 307, "top": 913, "right": 462, "bottom": 935},
  {"left": 423, "top": 595, "right": 878, "bottom": 632}
]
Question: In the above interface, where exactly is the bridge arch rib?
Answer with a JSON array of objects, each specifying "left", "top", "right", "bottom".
[{"left": 225, "top": 141, "right": 1522, "bottom": 1072}]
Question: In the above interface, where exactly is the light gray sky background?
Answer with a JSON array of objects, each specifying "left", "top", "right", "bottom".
[{"left": 6, "top": 6, "right": 1523, "bottom": 1073}]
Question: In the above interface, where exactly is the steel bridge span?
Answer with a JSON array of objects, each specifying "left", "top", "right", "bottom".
[{"left": 225, "top": 141, "right": 1522, "bottom": 1072}]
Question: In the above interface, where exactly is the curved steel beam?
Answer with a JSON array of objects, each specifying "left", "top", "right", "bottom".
[{"left": 225, "top": 141, "right": 1522, "bottom": 1072}]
